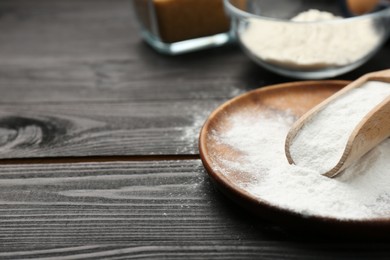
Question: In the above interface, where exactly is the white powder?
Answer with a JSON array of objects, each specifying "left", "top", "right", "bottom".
[
  {"left": 210, "top": 82, "right": 390, "bottom": 219},
  {"left": 290, "top": 81, "right": 390, "bottom": 173},
  {"left": 291, "top": 9, "right": 341, "bottom": 22},
  {"left": 240, "top": 9, "right": 381, "bottom": 69}
]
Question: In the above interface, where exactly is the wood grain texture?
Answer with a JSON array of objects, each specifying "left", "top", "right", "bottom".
[
  {"left": 1, "top": 1, "right": 390, "bottom": 258},
  {"left": 1, "top": 160, "right": 390, "bottom": 259},
  {"left": 0, "top": 100, "right": 220, "bottom": 158},
  {"left": 0, "top": 0, "right": 269, "bottom": 104},
  {"left": 0, "top": 0, "right": 280, "bottom": 158}
]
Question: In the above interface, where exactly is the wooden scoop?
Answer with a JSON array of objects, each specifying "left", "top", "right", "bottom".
[{"left": 285, "top": 69, "right": 390, "bottom": 178}]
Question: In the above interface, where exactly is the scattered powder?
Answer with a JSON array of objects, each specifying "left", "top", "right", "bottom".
[
  {"left": 240, "top": 9, "right": 381, "bottom": 69},
  {"left": 178, "top": 113, "right": 208, "bottom": 154},
  {"left": 210, "top": 83, "right": 390, "bottom": 220},
  {"left": 291, "top": 81, "right": 390, "bottom": 173}
]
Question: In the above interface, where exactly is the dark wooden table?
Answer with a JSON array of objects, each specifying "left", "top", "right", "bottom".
[{"left": 0, "top": 0, "right": 390, "bottom": 259}]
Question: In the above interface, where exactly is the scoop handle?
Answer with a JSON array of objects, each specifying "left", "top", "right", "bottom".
[
  {"left": 321, "top": 69, "right": 390, "bottom": 177},
  {"left": 324, "top": 96, "right": 390, "bottom": 177}
]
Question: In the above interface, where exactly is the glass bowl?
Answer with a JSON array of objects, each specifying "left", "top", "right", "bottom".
[{"left": 224, "top": 0, "right": 390, "bottom": 79}]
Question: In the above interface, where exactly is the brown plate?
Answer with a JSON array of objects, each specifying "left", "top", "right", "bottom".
[{"left": 199, "top": 80, "right": 390, "bottom": 238}]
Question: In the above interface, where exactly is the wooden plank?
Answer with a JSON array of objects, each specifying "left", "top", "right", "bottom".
[
  {"left": 0, "top": 0, "right": 244, "bottom": 158},
  {"left": 0, "top": 0, "right": 269, "bottom": 104},
  {"left": 0, "top": 159, "right": 389, "bottom": 259},
  {"left": 0, "top": 100, "right": 220, "bottom": 158},
  {"left": 0, "top": 55, "right": 248, "bottom": 103},
  {"left": 0, "top": 160, "right": 279, "bottom": 256}
]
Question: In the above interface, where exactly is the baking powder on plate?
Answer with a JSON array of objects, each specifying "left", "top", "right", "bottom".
[{"left": 211, "top": 81, "right": 390, "bottom": 219}]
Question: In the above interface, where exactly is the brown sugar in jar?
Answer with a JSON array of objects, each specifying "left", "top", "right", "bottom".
[
  {"left": 132, "top": 0, "right": 246, "bottom": 54},
  {"left": 154, "top": 0, "right": 230, "bottom": 43}
]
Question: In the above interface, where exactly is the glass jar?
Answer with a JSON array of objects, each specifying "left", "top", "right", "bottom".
[{"left": 132, "top": 0, "right": 244, "bottom": 54}]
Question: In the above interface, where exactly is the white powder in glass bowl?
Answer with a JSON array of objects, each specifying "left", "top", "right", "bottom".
[{"left": 239, "top": 9, "right": 381, "bottom": 69}]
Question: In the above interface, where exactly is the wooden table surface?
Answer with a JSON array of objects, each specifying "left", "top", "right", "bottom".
[{"left": 1, "top": 0, "right": 390, "bottom": 259}]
